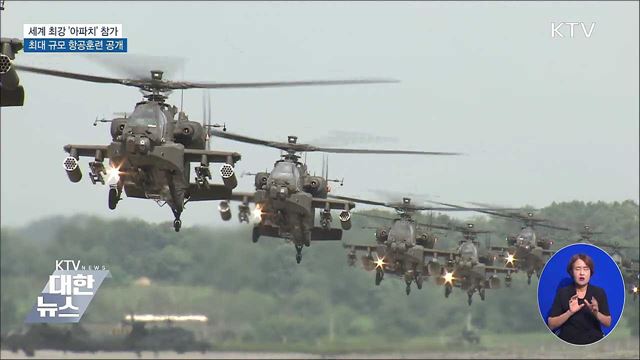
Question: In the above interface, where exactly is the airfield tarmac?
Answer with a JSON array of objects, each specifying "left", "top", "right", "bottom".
[{"left": 2, "top": 348, "right": 639, "bottom": 359}]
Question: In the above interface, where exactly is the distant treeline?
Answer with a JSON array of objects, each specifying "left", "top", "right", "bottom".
[{"left": 1, "top": 200, "right": 638, "bottom": 344}]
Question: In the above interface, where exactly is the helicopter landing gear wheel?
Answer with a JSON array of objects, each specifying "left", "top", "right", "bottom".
[
  {"left": 445, "top": 283, "right": 452, "bottom": 298},
  {"left": 304, "top": 232, "right": 311, "bottom": 247},
  {"left": 108, "top": 187, "right": 119, "bottom": 210},
  {"left": 295, "top": 245, "right": 303, "bottom": 264},
  {"left": 375, "top": 269, "right": 384, "bottom": 286},
  {"left": 415, "top": 273, "right": 423, "bottom": 289},
  {"left": 252, "top": 226, "right": 260, "bottom": 243},
  {"left": 173, "top": 219, "right": 182, "bottom": 232}
]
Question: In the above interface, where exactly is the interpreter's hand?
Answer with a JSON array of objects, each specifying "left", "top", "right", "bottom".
[
  {"left": 569, "top": 295, "right": 585, "bottom": 314},
  {"left": 584, "top": 296, "right": 599, "bottom": 315}
]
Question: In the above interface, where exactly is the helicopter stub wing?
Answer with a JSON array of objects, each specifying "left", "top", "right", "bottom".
[
  {"left": 484, "top": 264, "right": 517, "bottom": 275},
  {"left": 422, "top": 248, "right": 458, "bottom": 262},
  {"left": 183, "top": 149, "right": 241, "bottom": 164},
  {"left": 311, "top": 198, "right": 355, "bottom": 210},
  {"left": 63, "top": 144, "right": 109, "bottom": 158},
  {"left": 489, "top": 245, "right": 517, "bottom": 253},
  {"left": 343, "top": 243, "right": 379, "bottom": 253}
]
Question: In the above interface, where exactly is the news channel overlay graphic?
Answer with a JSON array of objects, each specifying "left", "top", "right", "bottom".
[
  {"left": 537, "top": 243, "right": 625, "bottom": 345},
  {"left": 23, "top": 24, "right": 127, "bottom": 53},
  {"left": 24, "top": 260, "right": 111, "bottom": 323}
]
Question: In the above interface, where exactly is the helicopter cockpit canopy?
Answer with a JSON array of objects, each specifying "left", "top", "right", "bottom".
[
  {"left": 388, "top": 220, "right": 416, "bottom": 246},
  {"left": 270, "top": 161, "right": 302, "bottom": 189},
  {"left": 459, "top": 241, "right": 478, "bottom": 261},
  {"left": 127, "top": 102, "right": 167, "bottom": 137},
  {"left": 516, "top": 227, "right": 537, "bottom": 248}
]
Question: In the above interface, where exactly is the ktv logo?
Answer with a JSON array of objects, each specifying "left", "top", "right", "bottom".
[
  {"left": 551, "top": 22, "right": 596, "bottom": 39},
  {"left": 24, "top": 260, "right": 111, "bottom": 323}
]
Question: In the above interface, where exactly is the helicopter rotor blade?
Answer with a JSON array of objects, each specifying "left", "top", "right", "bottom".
[
  {"left": 179, "top": 78, "right": 399, "bottom": 89},
  {"left": 352, "top": 212, "right": 397, "bottom": 222},
  {"left": 209, "top": 130, "right": 278, "bottom": 148},
  {"left": 428, "top": 200, "right": 521, "bottom": 219},
  {"left": 467, "top": 201, "right": 547, "bottom": 221},
  {"left": 415, "top": 222, "right": 451, "bottom": 231},
  {"left": 432, "top": 200, "right": 570, "bottom": 230},
  {"left": 591, "top": 240, "right": 638, "bottom": 250},
  {"left": 88, "top": 53, "right": 187, "bottom": 81},
  {"left": 309, "top": 130, "right": 397, "bottom": 148},
  {"left": 14, "top": 64, "right": 398, "bottom": 92},
  {"left": 15, "top": 64, "right": 127, "bottom": 85},
  {"left": 535, "top": 223, "right": 571, "bottom": 231},
  {"left": 329, "top": 195, "right": 511, "bottom": 212},
  {"left": 329, "top": 195, "right": 388, "bottom": 207},
  {"left": 312, "top": 146, "right": 461, "bottom": 156},
  {"left": 209, "top": 130, "right": 457, "bottom": 155}
]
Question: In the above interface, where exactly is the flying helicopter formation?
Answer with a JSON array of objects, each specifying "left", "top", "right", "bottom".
[
  {"left": 335, "top": 194, "right": 517, "bottom": 303},
  {"left": 11, "top": 55, "right": 639, "bottom": 305},
  {"left": 13, "top": 62, "right": 398, "bottom": 232},
  {"left": 209, "top": 131, "right": 459, "bottom": 263},
  {"left": 428, "top": 201, "right": 569, "bottom": 285},
  {"left": 331, "top": 194, "right": 510, "bottom": 296}
]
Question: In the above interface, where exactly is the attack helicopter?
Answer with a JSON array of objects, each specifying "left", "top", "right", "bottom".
[
  {"left": 211, "top": 130, "right": 461, "bottom": 263},
  {"left": 576, "top": 225, "right": 604, "bottom": 243},
  {"left": 15, "top": 62, "right": 395, "bottom": 231},
  {"left": 334, "top": 194, "right": 509, "bottom": 295},
  {"left": 424, "top": 222, "right": 516, "bottom": 305},
  {"left": 430, "top": 201, "right": 568, "bottom": 285},
  {"left": 573, "top": 225, "right": 637, "bottom": 269},
  {"left": 561, "top": 225, "right": 639, "bottom": 300}
]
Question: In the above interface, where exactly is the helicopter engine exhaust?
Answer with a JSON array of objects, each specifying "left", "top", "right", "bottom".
[
  {"left": 339, "top": 210, "right": 352, "bottom": 230},
  {"left": 218, "top": 201, "right": 232, "bottom": 221},
  {"left": 63, "top": 156, "right": 82, "bottom": 183},
  {"left": 220, "top": 164, "right": 238, "bottom": 189}
]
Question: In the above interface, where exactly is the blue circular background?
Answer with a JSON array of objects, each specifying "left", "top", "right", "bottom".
[{"left": 537, "top": 243, "right": 625, "bottom": 338}]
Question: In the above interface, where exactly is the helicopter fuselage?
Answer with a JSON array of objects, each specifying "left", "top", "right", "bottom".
[
  {"left": 251, "top": 157, "right": 338, "bottom": 244},
  {"left": 62, "top": 100, "right": 240, "bottom": 232}
]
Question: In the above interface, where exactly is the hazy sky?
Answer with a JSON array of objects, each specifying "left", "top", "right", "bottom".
[{"left": 1, "top": 1, "right": 638, "bottom": 227}]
